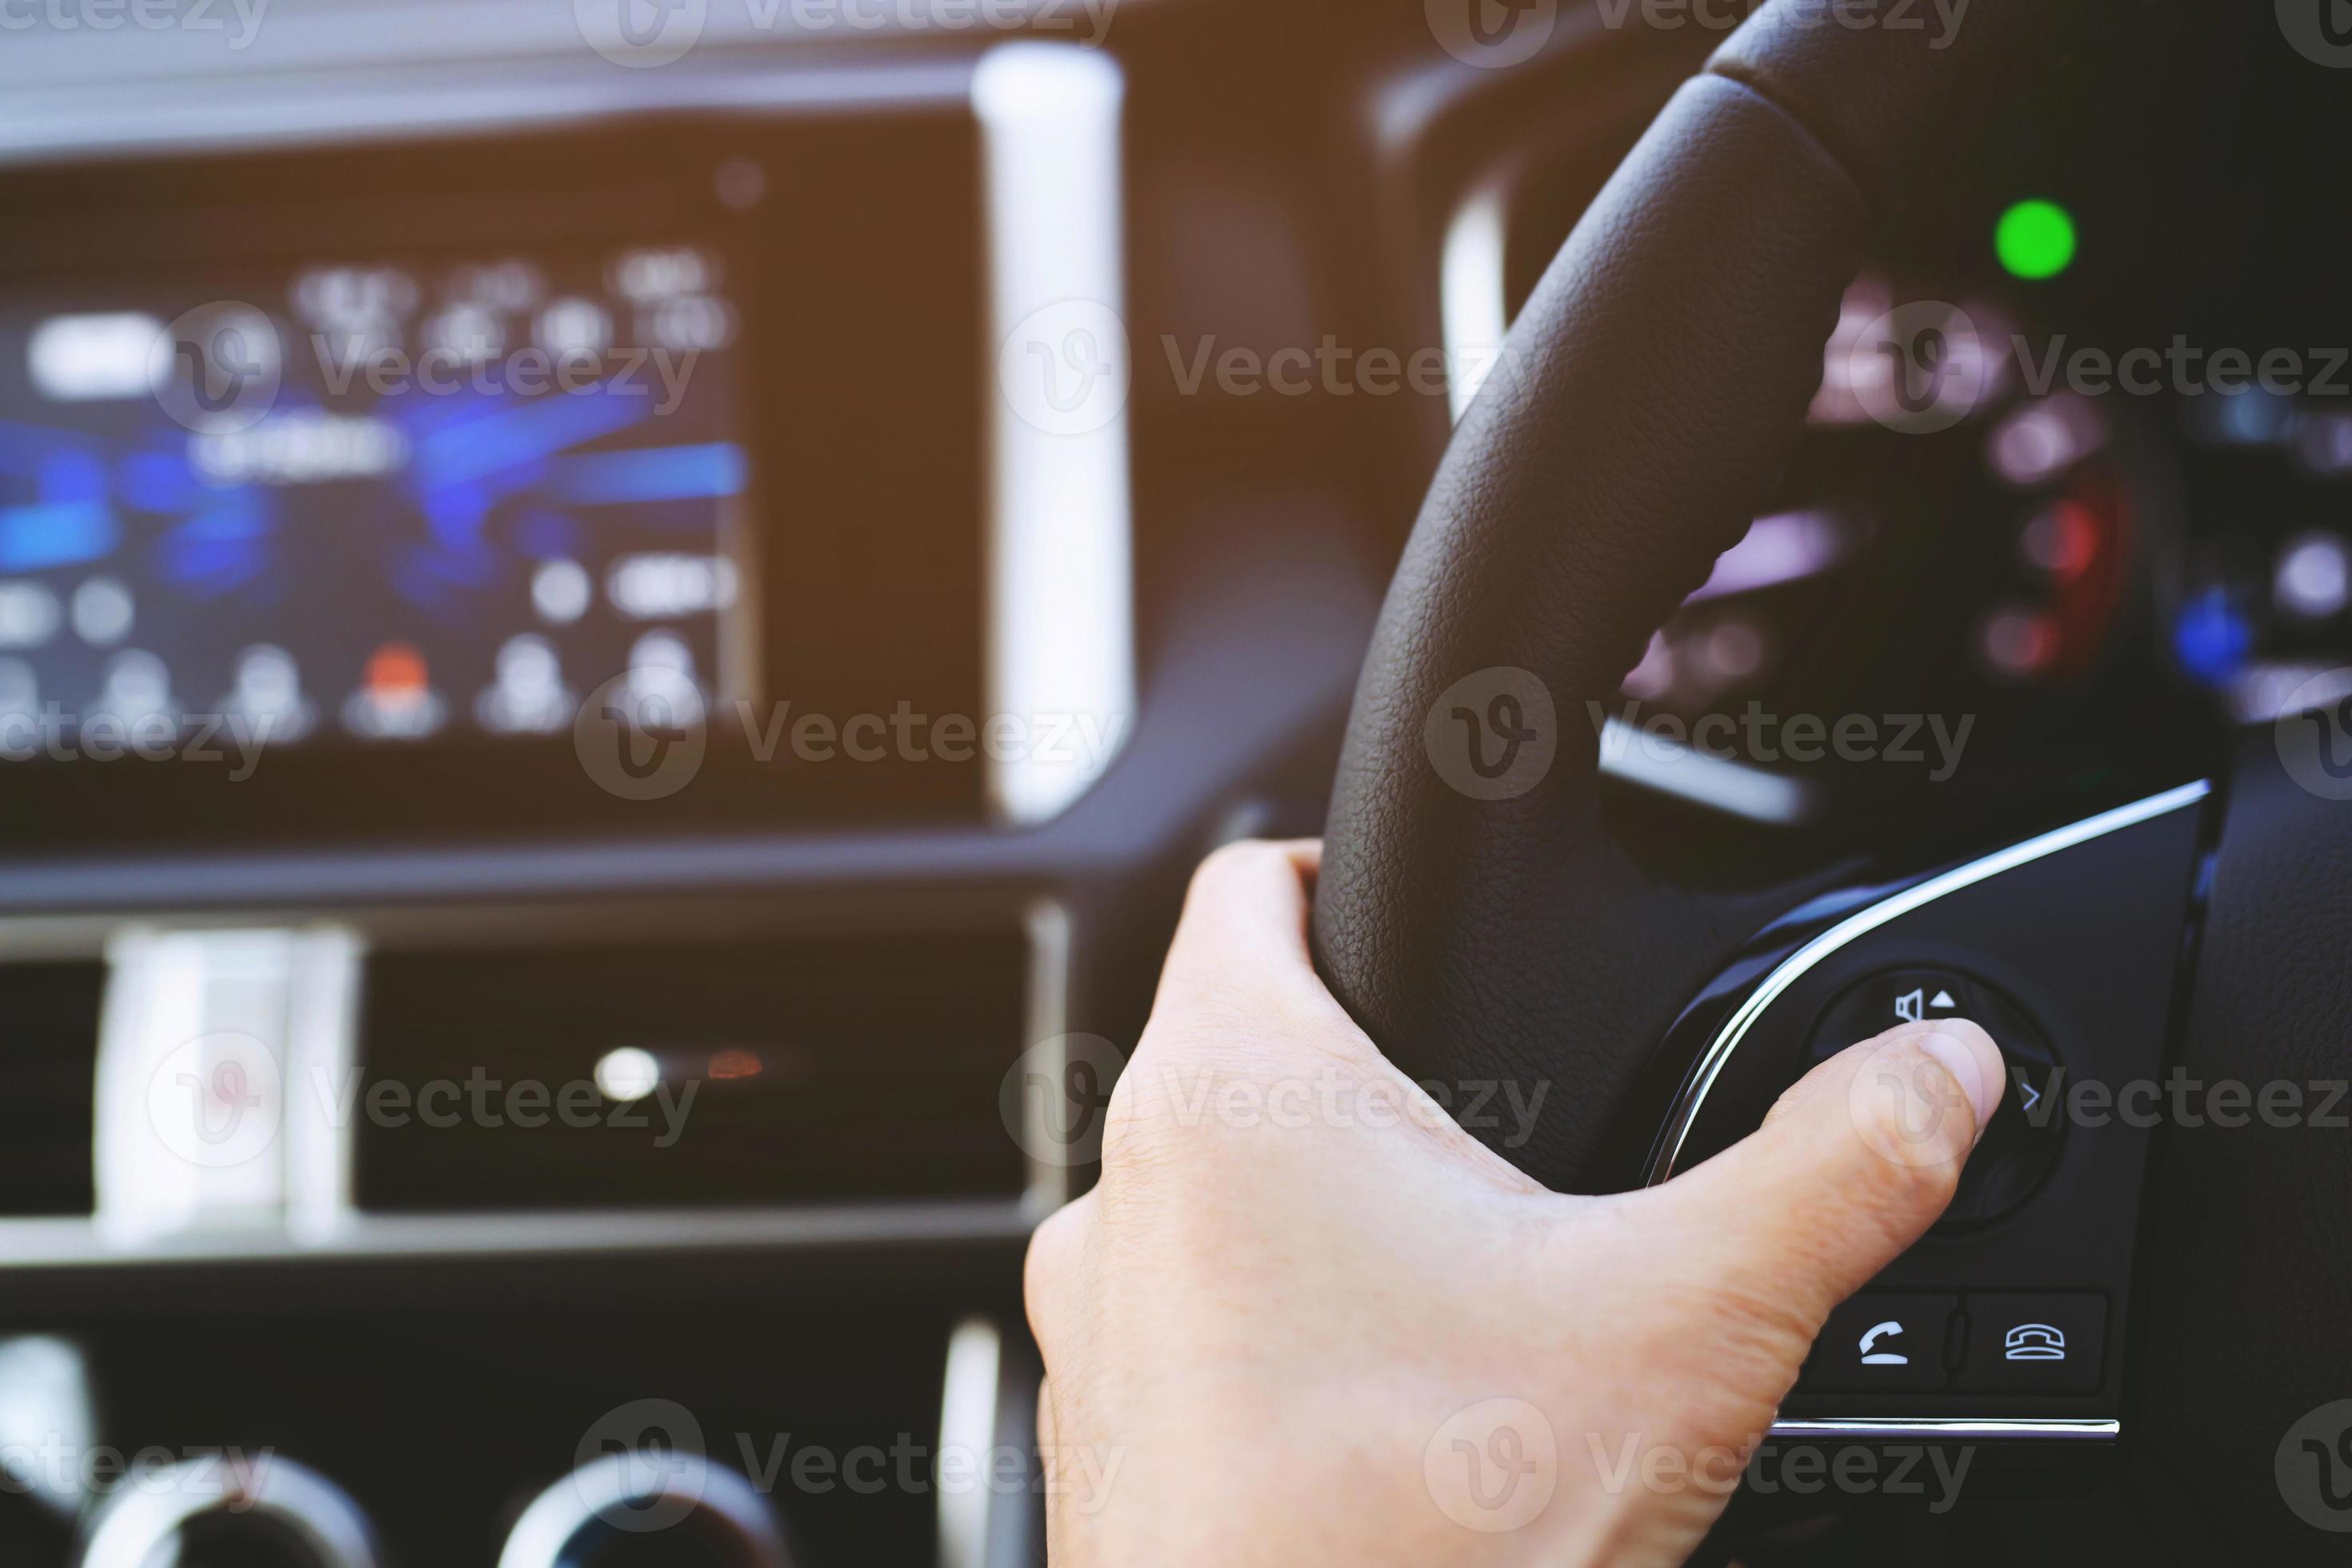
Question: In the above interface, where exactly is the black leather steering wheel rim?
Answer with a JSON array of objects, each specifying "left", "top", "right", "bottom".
[{"left": 1310, "top": 0, "right": 2094, "bottom": 1194}]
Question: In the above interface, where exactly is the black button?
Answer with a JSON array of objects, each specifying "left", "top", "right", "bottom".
[
  {"left": 1958, "top": 1294, "right": 2105, "bottom": 1394},
  {"left": 1800, "top": 1294, "right": 1958, "bottom": 1393},
  {"left": 1806, "top": 970, "right": 1977, "bottom": 1058},
  {"left": 1808, "top": 970, "right": 2065, "bottom": 1226}
]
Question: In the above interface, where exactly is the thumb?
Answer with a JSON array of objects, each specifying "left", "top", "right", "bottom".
[{"left": 1639, "top": 1018, "right": 2007, "bottom": 1332}]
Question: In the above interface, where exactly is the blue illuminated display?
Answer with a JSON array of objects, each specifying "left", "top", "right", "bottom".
[{"left": 0, "top": 246, "right": 743, "bottom": 748}]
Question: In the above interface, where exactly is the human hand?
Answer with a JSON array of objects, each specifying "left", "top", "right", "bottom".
[{"left": 1023, "top": 840, "right": 2005, "bottom": 1566}]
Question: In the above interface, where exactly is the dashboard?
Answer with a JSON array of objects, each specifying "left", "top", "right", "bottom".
[{"left": 0, "top": 1, "right": 2329, "bottom": 1564}]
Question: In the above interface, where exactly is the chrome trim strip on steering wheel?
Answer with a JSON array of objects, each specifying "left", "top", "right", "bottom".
[
  {"left": 1646, "top": 778, "right": 2214, "bottom": 1187},
  {"left": 1767, "top": 1417, "right": 2122, "bottom": 1442}
]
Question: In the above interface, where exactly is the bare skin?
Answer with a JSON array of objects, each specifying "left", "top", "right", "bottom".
[{"left": 1026, "top": 840, "right": 2003, "bottom": 1566}]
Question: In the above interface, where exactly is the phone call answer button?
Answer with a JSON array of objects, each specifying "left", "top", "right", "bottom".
[
  {"left": 1958, "top": 1294, "right": 2106, "bottom": 1394},
  {"left": 1799, "top": 1294, "right": 1959, "bottom": 1394}
]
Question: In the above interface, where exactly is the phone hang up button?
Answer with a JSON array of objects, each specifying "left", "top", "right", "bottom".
[{"left": 1959, "top": 1294, "right": 2107, "bottom": 1394}]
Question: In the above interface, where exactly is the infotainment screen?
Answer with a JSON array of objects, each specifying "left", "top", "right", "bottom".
[{"left": 0, "top": 243, "right": 746, "bottom": 754}]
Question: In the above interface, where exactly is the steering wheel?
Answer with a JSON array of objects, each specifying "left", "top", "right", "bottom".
[{"left": 1310, "top": 1, "right": 2352, "bottom": 1554}]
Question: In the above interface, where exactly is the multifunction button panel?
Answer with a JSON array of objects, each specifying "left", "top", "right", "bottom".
[
  {"left": 1801, "top": 1292, "right": 2106, "bottom": 1397},
  {"left": 1654, "top": 789, "right": 2211, "bottom": 1431}
]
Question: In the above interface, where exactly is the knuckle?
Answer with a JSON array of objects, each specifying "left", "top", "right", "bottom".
[
  {"left": 1844, "top": 1035, "right": 1981, "bottom": 1182},
  {"left": 1882, "top": 1132, "right": 1968, "bottom": 1210},
  {"left": 1026, "top": 1193, "right": 1090, "bottom": 1286},
  {"left": 1099, "top": 1046, "right": 1178, "bottom": 1157},
  {"left": 1195, "top": 836, "right": 1282, "bottom": 882},
  {"left": 1095, "top": 1047, "right": 1222, "bottom": 1187},
  {"left": 1022, "top": 1193, "right": 1095, "bottom": 1346},
  {"left": 1184, "top": 838, "right": 1293, "bottom": 912}
]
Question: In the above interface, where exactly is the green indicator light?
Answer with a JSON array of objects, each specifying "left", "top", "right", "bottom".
[{"left": 1996, "top": 199, "right": 2077, "bottom": 281}]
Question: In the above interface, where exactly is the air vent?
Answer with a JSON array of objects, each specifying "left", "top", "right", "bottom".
[
  {"left": 353, "top": 926, "right": 1034, "bottom": 1213},
  {"left": 0, "top": 962, "right": 103, "bottom": 1216}
]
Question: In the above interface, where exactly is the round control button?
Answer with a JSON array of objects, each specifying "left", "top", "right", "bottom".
[
  {"left": 1808, "top": 969, "right": 2062, "bottom": 1226},
  {"left": 78, "top": 1455, "right": 378, "bottom": 1568},
  {"left": 499, "top": 1454, "right": 790, "bottom": 1568}
]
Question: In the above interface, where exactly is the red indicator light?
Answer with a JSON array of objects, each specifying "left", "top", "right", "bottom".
[{"left": 365, "top": 643, "right": 428, "bottom": 694}]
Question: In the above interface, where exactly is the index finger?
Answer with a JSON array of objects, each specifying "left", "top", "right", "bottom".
[{"left": 1146, "top": 838, "right": 1362, "bottom": 1054}]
